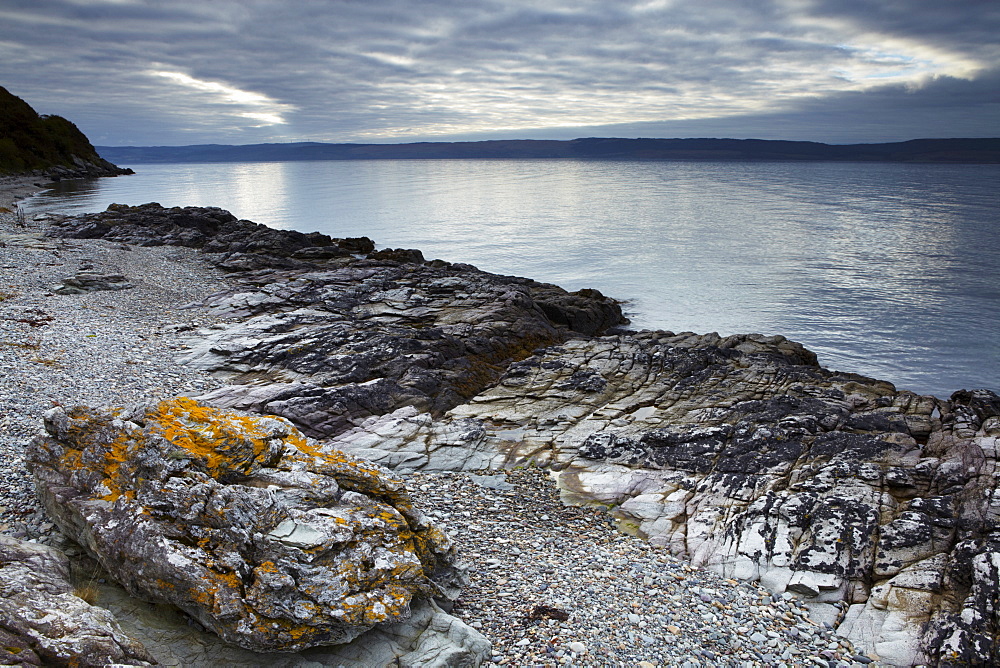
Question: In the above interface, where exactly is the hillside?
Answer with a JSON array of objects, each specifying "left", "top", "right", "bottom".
[
  {"left": 0, "top": 85, "right": 131, "bottom": 178},
  {"left": 98, "top": 136, "right": 1000, "bottom": 165}
]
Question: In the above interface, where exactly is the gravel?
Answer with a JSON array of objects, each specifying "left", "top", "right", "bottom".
[
  {"left": 0, "top": 189, "right": 232, "bottom": 543},
  {"left": 0, "top": 181, "right": 882, "bottom": 666},
  {"left": 406, "top": 468, "right": 879, "bottom": 667}
]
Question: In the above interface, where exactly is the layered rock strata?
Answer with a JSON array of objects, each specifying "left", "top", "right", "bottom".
[
  {"left": 328, "top": 333, "right": 999, "bottom": 667},
  {"left": 0, "top": 534, "right": 154, "bottom": 666},
  {"left": 26, "top": 397, "right": 479, "bottom": 655},
  {"left": 48, "top": 203, "right": 625, "bottom": 438}
]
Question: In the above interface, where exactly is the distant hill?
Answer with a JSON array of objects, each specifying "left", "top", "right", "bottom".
[
  {"left": 0, "top": 85, "right": 131, "bottom": 178},
  {"left": 98, "top": 137, "right": 1000, "bottom": 165}
]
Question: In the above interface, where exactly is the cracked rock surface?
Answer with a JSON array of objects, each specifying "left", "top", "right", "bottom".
[
  {"left": 332, "top": 332, "right": 1000, "bottom": 667},
  {"left": 17, "top": 199, "right": 1000, "bottom": 666},
  {"left": 26, "top": 397, "right": 481, "bottom": 656},
  {"left": 0, "top": 534, "right": 154, "bottom": 666}
]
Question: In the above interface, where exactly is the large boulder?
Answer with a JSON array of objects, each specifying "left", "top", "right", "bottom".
[
  {"left": 26, "top": 397, "right": 468, "bottom": 654},
  {"left": 0, "top": 535, "right": 154, "bottom": 666}
]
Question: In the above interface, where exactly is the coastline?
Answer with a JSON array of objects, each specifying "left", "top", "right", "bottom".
[
  {"left": 0, "top": 180, "right": 889, "bottom": 666},
  {"left": 0, "top": 174, "right": 48, "bottom": 212}
]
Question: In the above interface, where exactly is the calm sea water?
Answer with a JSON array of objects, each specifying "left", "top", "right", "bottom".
[{"left": 23, "top": 160, "right": 999, "bottom": 398}]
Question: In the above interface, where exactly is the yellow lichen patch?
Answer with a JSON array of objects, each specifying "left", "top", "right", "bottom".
[
  {"left": 250, "top": 613, "right": 316, "bottom": 645},
  {"left": 187, "top": 566, "right": 245, "bottom": 616},
  {"left": 256, "top": 560, "right": 280, "bottom": 574},
  {"left": 98, "top": 419, "right": 155, "bottom": 502},
  {"left": 146, "top": 397, "right": 278, "bottom": 478}
]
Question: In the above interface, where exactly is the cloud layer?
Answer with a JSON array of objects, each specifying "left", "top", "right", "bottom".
[{"left": 1, "top": 0, "right": 996, "bottom": 144}]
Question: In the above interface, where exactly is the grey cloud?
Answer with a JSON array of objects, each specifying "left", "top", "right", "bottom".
[
  {"left": 494, "top": 69, "right": 1000, "bottom": 144},
  {"left": 0, "top": 0, "right": 995, "bottom": 144},
  {"left": 805, "top": 0, "right": 1000, "bottom": 48}
]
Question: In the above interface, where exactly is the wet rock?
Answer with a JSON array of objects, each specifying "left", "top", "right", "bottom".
[
  {"left": 26, "top": 398, "right": 470, "bottom": 654},
  {"left": 0, "top": 534, "right": 154, "bottom": 666},
  {"left": 45, "top": 204, "right": 625, "bottom": 441},
  {"left": 45, "top": 202, "right": 373, "bottom": 269},
  {"left": 181, "top": 260, "right": 623, "bottom": 439}
]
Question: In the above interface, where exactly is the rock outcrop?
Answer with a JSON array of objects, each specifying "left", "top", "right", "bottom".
[
  {"left": 184, "top": 260, "right": 623, "bottom": 438},
  {"left": 47, "top": 203, "right": 625, "bottom": 437},
  {"left": 51, "top": 271, "right": 134, "bottom": 294},
  {"left": 0, "top": 534, "right": 154, "bottom": 666},
  {"left": 26, "top": 397, "right": 482, "bottom": 656},
  {"left": 46, "top": 202, "right": 374, "bottom": 271},
  {"left": 327, "top": 332, "right": 999, "bottom": 667}
]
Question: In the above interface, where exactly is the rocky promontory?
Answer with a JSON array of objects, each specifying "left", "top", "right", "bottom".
[
  {"left": 2, "top": 199, "right": 997, "bottom": 666},
  {"left": 0, "top": 85, "right": 133, "bottom": 180}
]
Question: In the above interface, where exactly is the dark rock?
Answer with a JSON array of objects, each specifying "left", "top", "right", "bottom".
[
  {"left": 46, "top": 203, "right": 374, "bottom": 272},
  {"left": 173, "top": 250, "right": 624, "bottom": 439},
  {"left": 51, "top": 271, "right": 134, "bottom": 294},
  {"left": 369, "top": 248, "right": 426, "bottom": 264}
]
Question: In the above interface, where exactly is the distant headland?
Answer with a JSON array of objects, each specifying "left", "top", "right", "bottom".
[{"left": 98, "top": 136, "right": 1000, "bottom": 165}]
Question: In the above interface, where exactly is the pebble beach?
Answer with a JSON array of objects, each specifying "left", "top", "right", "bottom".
[{"left": 0, "top": 178, "right": 881, "bottom": 667}]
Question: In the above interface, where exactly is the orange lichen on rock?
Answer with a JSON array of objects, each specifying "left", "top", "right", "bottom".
[
  {"left": 146, "top": 397, "right": 277, "bottom": 478},
  {"left": 27, "top": 398, "right": 464, "bottom": 653}
]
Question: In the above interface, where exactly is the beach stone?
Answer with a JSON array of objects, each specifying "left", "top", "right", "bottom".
[
  {"left": 26, "top": 397, "right": 471, "bottom": 654},
  {"left": 0, "top": 534, "right": 154, "bottom": 666},
  {"left": 52, "top": 271, "right": 134, "bottom": 294}
]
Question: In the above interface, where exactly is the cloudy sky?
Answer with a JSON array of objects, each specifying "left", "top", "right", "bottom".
[{"left": 2, "top": 0, "right": 997, "bottom": 146}]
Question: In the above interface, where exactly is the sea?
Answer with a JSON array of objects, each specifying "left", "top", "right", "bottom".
[{"left": 21, "top": 159, "right": 1000, "bottom": 399}]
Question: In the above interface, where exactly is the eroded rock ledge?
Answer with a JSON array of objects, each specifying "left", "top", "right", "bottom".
[
  {"left": 49, "top": 203, "right": 626, "bottom": 437},
  {"left": 0, "top": 535, "right": 154, "bottom": 666},
  {"left": 41, "top": 202, "right": 999, "bottom": 666}
]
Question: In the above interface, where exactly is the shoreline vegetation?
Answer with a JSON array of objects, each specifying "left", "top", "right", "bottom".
[
  {"left": 0, "top": 86, "right": 132, "bottom": 179},
  {"left": 97, "top": 136, "right": 1000, "bottom": 165}
]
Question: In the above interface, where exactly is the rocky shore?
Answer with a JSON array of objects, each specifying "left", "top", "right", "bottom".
[{"left": 2, "top": 186, "right": 996, "bottom": 667}]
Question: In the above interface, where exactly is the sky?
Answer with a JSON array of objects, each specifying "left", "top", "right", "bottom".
[{"left": 1, "top": 0, "right": 997, "bottom": 146}]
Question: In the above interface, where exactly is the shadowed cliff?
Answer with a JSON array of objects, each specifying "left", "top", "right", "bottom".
[{"left": 0, "top": 85, "right": 132, "bottom": 178}]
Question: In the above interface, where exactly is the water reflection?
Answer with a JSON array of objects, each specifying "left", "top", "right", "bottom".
[{"left": 23, "top": 160, "right": 1000, "bottom": 397}]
